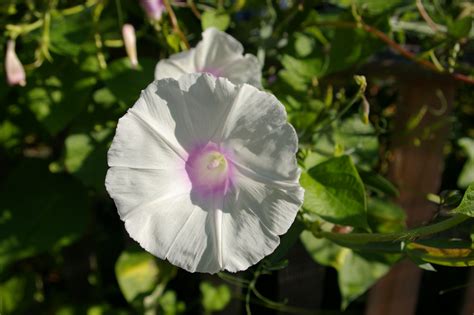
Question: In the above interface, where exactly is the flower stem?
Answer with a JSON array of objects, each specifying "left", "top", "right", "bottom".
[
  {"left": 162, "top": 0, "right": 190, "bottom": 49},
  {"left": 312, "top": 214, "right": 470, "bottom": 245}
]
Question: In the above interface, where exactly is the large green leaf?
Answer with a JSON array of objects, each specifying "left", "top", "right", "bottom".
[
  {"left": 452, "top": 183, "right": 474, "bottom": 217},
  {"left": 0, "top": 159, "right": 88, "bottom": 271},
  {"left": 301, "top": 155, "right": 368, "bottom": 229}
]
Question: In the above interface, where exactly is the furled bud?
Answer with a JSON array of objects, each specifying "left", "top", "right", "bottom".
[
  {"left": 5, "top": 40, "right": 26, "bottom": 87},
  {"left": 122, "top": 24, "right": 138, "bottom": 68},
  {"left": 331, "top": 225, "right": 354, "bottom": 234},
  {"left": 140, "top": 0, "right": 166, "bottom": 21}
]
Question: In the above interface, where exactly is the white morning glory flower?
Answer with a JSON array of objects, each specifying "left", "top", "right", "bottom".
[
  {"left": 154, "top": 28, "right": 262, "bottom": 88},
  {"left": 105, "top": 73, "right": 303, "bottom": 273}
]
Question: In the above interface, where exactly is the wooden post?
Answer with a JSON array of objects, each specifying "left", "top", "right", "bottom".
[{"left": 365, "top": 73, "right": 455, "bottom": 315}]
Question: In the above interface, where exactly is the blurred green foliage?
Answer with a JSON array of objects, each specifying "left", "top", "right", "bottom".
[{"left": 0, "top": 0, "right": 473, "bottom": 314}]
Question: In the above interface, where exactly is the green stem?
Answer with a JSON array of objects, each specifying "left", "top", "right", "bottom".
[
  {"left": 313, "top": 214, "right": 470, "bottom": 245},
  {"left": 312, "top": 76, "right": 366, "bottom": 135}
]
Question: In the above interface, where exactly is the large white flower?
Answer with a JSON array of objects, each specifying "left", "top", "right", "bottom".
[
  {"left": 105, "top": 73, "right": 303, "bottom": 273},
  {"left": 155, "top": 28, "right": 262, "bottom": 88}
]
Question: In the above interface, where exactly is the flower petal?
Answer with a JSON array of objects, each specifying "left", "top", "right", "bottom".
[
  {"left": 194, "top": 28, "right": 244, "bottom": 70},
  {"left": 122, "top": 191, "right": 222, "bottom": 273},
  {"left": 149, "top": 74, "right": 240, "bottom": 149},
  {"left": 105, "top": 167, "right": 190, "bottom": 219},
  {"left": 155, "top": 49, "right": 196, "bottom": 80},
  {"left": 107, "top": 109, "right": 186, "bottom": 170},
  {"left": 218, "top": 54, "right": 262, "bottom": 88},
  {"left": 220, "top": 187, "right": 281, "bottom": 272},
  {"left": 232, "top": 169, "right": 303, "bottom": 235},
  {"left": 194, "top": 28, "right": 262, "bottom": 86},
  {"left": 217, "top": 84, "right": 300, "bottom": 182}
]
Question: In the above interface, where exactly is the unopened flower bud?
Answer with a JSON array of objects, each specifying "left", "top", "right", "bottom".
[
  {"left": 5, "top": 40, "right": 26, "bottom": 87},
  {"left": 361, "top": 95, "right": 370, "bottom": 124},
  {"left": 122, "top": 24, "right": 138, "bottom": 68},
  {"left": 140, "top": 0, "right": 166, "bottom": 21},
  {"left": 331, "top": 225, "right": 354, "bottom": 234}
]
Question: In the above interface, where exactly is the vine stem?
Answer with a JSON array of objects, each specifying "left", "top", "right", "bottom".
[
  {"left": 308, "top": 21, "right": 474, "bottom": 85},
  {"left": 312, "top": 214, "right": 470, "bottom": 244},
  {"left": 187, "top": 0, "right": 201, "bottom": 19},
  {"left": 162, "top": 0, "right": 190, "bottom": 49}
]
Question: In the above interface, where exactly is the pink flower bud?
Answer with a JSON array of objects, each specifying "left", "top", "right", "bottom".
[
  {"left": 331, "top": 225, "right": 354, "bottom": 234},
  {"left": 122, "top": 24, "right": 138, "bottom": 68},
  {"left": 5, "top": 40, "right": 26, "bottom": 87},
  {"left": 140, "top": 0, "right": 166, "bottom": 21}
]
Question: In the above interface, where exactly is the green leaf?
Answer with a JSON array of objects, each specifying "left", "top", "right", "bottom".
[
  {"left": 201, "top": 10, "right": 231, "bottom": 31},
  {"left": 328, "top": 0, "right": 405, "bottom": 15},
  {"left": 159, "top": 291, "right": 186, "bottom": 315},
  {"left": 300, "top": 231, "right": 345, "bottom": 269},
  {"left": 338, "top": 251, "right": 390, "bottom": 309},
  {"left": 447, "top": 16, "right": 472, "bottom": 39},
  {"left": 200, "top": 282, "right": 232, "bottom": 312},
  {"left": 65, "top": 134, "right": 94, "bottom": 172},
  {"left": 458, "top": 137, "right": 474, "bottom": 188},
  {"left": 115, "top": 248, "right": 176, "bottom": 304},
  {"left": 301, "top": 155, "right": 369, "bottom": 229},
  {"left": 452, "top": 183, "right": 474, "bottom": 217},
  {"left": 0, "top": 159, "right": 88, "bottom": 271},
  {"left": 367, "top": 198, "right": 406, "bottom": 234},
  {"left": 49, "top": 10, "right": 93, "bottom": 56},
  {"left": 64, "top": 131, "right": 111, "bottom": 191},
  {"left": 101, "top": 58, "right": 156, "bottom": 107},
  {"left": 25, "top": 63, "right": 97, "bottom": 135},
  {"left": 0, "top": 272, "right": 36, "bottom": 314},
  {"left": 325, "top": 27, "right": 382, "bottom": 75},
  {"left": 359, "top": 170, "right": 399, "bottom": 197},
  {"left": 280, "top": 55, "right": 325, "bottom": 81},
  {"left": 294, "top": 32, "right": 316, "bottom": 57},
  {"left": 314, "top": 115, "right": 379, "bottom": 169},
  {"left": 300, "top": 231, "right": 391, "bottom": 309},
  {"left": 0, "top": 120, "right": 20, "bottom": 150}
]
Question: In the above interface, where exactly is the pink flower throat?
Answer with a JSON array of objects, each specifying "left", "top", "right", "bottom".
[{"left": 185, "top": 142, "right": 234, "bottom": 197}]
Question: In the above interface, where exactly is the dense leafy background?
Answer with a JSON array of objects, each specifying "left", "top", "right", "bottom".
[{"left": 0, "top": 0, "right": 473, "bottom": 314}]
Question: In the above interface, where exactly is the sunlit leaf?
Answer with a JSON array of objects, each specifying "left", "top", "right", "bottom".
[
  {"left": 452, "top": 183, "right": 474, "bottom": 217},
  {"left": 115, "top": 248, "right": 176, "bottom": 304},
  {"left": 201, "top": 10, "right": 230, "bottom": 31},
  {"left": 200, "top": 282, "right": 231, "bottom": 312},
  {"left": 301, "top": 155, "right": 369, "bottom": 229}
]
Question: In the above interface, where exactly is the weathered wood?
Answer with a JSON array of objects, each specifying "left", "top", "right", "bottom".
[{"left": 365, "top": 75, "right": 455, "bottom": 315}]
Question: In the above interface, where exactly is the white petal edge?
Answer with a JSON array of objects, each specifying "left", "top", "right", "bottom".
[{"left": 154, "top": 49, "right": 196, "bottom": 80}]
